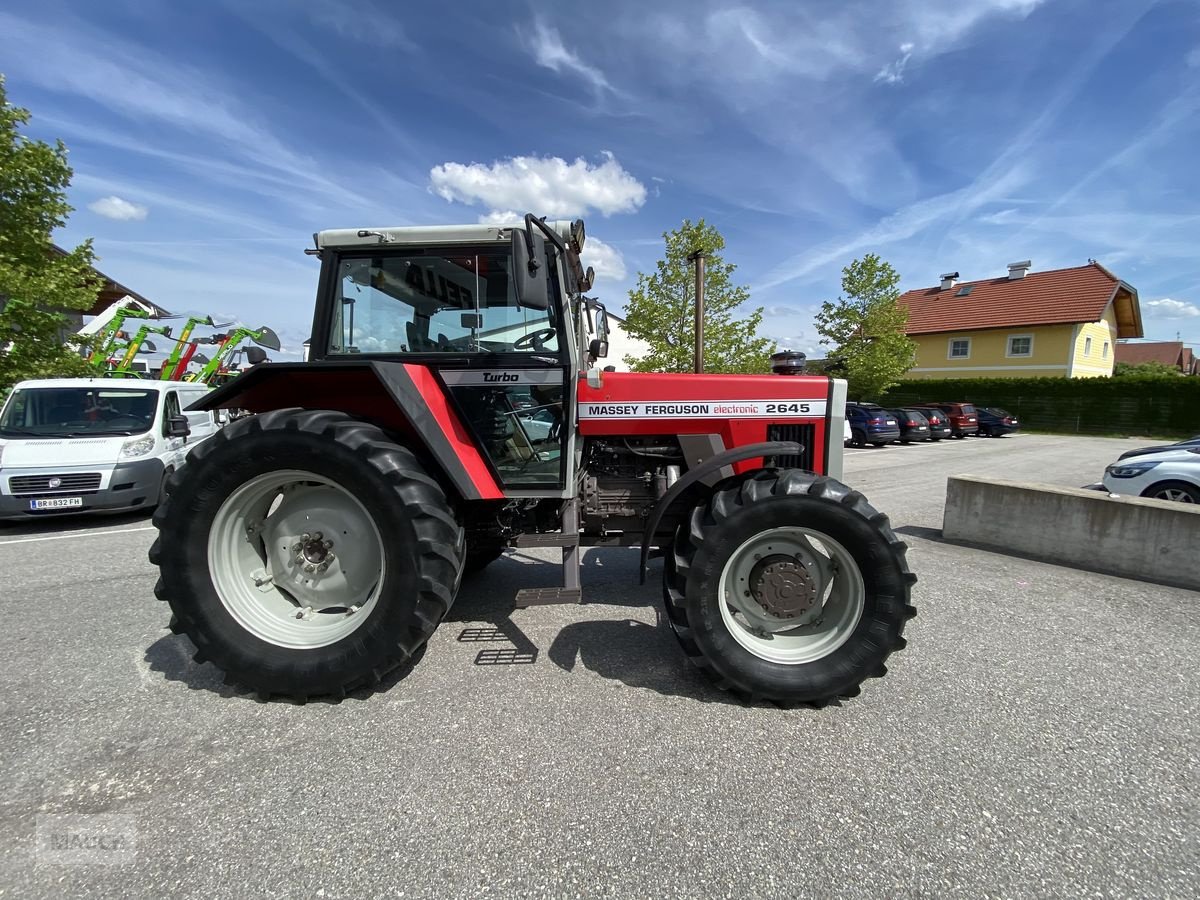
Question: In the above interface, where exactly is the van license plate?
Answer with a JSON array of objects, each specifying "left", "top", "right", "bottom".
[{"left": 30, "top": 497, "right": 83, "bottom": 510}]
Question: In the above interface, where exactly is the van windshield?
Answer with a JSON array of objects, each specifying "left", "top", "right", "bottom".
[{"left": 0, "top": 387, "right": 158, "bottom": 437}]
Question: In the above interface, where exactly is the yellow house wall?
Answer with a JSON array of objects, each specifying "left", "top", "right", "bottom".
[
  {"left": 903, "top": 324, "right": 1077, "bottom": 379},
  {"left": 1069, "top": 306, "right": 1117, "bottom": 378}
]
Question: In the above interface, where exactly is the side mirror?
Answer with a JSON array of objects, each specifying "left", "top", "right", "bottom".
[
  {"left": 511, "top": 228, "right": 550, "bottom": 311},
  {"left": 588, "top": 339, "right": 609, "bottom": 360},
  {"left": 167, "top": 415, "right": 191, "bottom": 438}
]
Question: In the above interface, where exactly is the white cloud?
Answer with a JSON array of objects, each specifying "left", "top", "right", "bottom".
[
  {"left": 477, "top": 210, "right": 522, "bottom": 226},
  {"left": 88, "top": 195, "right": 149, "bottom": 221},
  {"left": 1144, "top": 298, "right": 1200, "bottom": 319},
  {"left": 580, "top": 237, "right": 626, "bottom": 281},
  {"left": 529, "top": 20, "right": 611, "bottom": 92},
  {"left": 1188, "top": 46, "right": 1200, "bottom": 68},
  {"left": 430, "top": 153, "right": 646, "bottom": 218},
  {"left": 763, "top": 305, "right": 805, "bottom": 316},
  {"left": 309, "top": 3, "right": 412, "bottom": 49},
  {"left": 875, "top": 43, "right": 914, "bottom": 84}
]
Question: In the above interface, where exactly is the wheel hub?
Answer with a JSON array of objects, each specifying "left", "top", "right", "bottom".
[{"left": 749, "top": 555, "right": 818, "bottom": 619}]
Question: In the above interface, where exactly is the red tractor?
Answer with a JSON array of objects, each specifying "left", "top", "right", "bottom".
[{"left": 150, "top": 215, "right": 915, "bottom": 704}]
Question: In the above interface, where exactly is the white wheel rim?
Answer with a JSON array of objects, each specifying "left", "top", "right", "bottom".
[
  {"left": 1157, "top": 488, "right": 1195, "bottom": 503},
  {"left": 719, "top": 527, "right": 865, "bottom": 665},
  {"left": 207, "top": 470, "right": 385, "bottom": 649}
]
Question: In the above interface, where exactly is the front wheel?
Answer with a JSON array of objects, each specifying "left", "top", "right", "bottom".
[
  {"left": 663, "top": 470, "right": 916, "bottom": 705},
  {"left": 149, "top": 409, "right": 465, "bottom": 700},
  {"left": 1140, "top": 480, "right": 1200, "bottom": 503}
]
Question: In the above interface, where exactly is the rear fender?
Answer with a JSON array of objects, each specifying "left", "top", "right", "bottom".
[{"left": 187, "top": 361, "right": 503, "bottom": 501}]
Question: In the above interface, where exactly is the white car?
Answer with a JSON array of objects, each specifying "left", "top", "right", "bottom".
[
  {"left": 1101, "top": 447, "right": 1200, "bottom": 504},
  {"left": 0, "top": 378, "right": 220, "bottom": 520}
]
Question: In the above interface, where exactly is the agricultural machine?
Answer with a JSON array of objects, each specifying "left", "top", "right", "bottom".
[
  {"left": 159, "top": 315, "right": 219, "bottom": 381},
  {"left": 151, "top": 214, "right": 916, "bottom": 704},
  {"left": 109, "top": 323, "right": 172, "bottom": 376},
  {"left": 185, "top": 325, "right": 281, "bottom": 385},
  {"left": 84, "top": 305, "right": 153, "bottom": 369}
]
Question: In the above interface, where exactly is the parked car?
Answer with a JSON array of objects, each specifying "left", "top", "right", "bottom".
[
  {"left": 976, "top": 407, "right": 1020, "bottom": 437},
  {"left": 888, "top": 408, "right": 932, "bottom": 443},
  {"left": 1102, "top": 447, "right": 1200, "bottom": 503},
  {"left": 0, "top": 378, "right": 219, "bottom": 519},
  {"left": 920, "top": 408, "right": 953, "bottom": 441},
  {"left": 914, "top": 402, "right": 979, "bottom": 438},
  {"left": 845, "top": 403, "right": 900, "bottom": 447},
  {"left": 1117, "top": 435, "right": 1200, "bottom": 461}
]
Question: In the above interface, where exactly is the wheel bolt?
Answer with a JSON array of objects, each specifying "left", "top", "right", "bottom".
[
  {"left": 313, "top": 531, "right": 323, "bottom": 541},
  {"left": 302, "top": 533, "right": 311, "bottom": 542},
  {"left": 292, "top": 542, "right": 302, "bottom": 552},
  {"left": 323, "top": 540, "right": 333, "bottom": 550},
  {"left": 304, "top": 563, "right": 315, "bottom": 573}
]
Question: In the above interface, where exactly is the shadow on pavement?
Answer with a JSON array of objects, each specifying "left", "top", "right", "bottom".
[
  {"left": 143, "top": 632, "right": 425, "bottom": 704},
  {"left": 449, "top": 547, "right": 740, "bottom": 705}
]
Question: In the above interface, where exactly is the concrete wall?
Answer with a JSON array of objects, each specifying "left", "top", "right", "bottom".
[{"left": 943, "top": 475, "right": 1200, "bottom": 591}]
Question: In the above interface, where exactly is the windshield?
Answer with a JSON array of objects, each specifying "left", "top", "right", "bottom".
[
  {"left": 329, "top": 250, "right": 559, "bottom": 355},
  {"left": 0, "top": 387, "right": 158, "bottom": 437}
]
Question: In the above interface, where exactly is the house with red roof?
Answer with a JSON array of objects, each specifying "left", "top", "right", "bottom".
[
  {"left": 896, "top": 260, "right": 1143, "bottom": 379},
  {"left": 1113, "top": 340, "right": 1197, "bottom": 375}
]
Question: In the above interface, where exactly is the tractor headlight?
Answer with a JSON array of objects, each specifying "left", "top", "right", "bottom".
[
  {"left": 1106, "top": 460, "right": 1160, "bottom": 478},
  {"left": 120, "top": 435, "right": 156, "bottom": 459}
]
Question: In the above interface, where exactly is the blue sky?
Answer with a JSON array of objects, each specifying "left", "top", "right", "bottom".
[{"left": 5, "top": 0, "right": 1200, "bottom": 361}]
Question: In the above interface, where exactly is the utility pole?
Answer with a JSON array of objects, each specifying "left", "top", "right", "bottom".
[{"left": 688, "top": 249, "right": 706, "bottom": 373}]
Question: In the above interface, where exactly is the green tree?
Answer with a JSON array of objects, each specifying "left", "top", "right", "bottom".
[
  {"left": 1113, "top": 360, "right": 1182, "bottom": 378},
  {"left": 622, "top": 219, "right": 775, "bottom": 373},
  {"left": 0, "top": 75, "right": 100, "bottom": 391},
  {"left": 814, "top": 254, "right": 916, "bottom": 399}
]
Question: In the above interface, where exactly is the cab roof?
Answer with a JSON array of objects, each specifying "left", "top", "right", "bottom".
[{"left": 315, "top": 220, "right": 575, "bottom": 250}]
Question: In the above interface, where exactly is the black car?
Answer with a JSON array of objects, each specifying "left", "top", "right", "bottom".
[
  {"left": 1117, "top": 435, "right": 1200, "bottom": 460},
  {"left": 976, "top": 407, "right": 1020, "bottom": 437},
  {"left": 916, "top": 408, "right": 953, "bottom": 441},
  {"left": 888, "top": 408, "right": 932, "bottom": 443}
]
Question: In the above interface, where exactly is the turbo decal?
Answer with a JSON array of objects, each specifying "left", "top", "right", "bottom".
[
  {"left": 439, "top": 370, "right": 562, "bottom": 386},
  {"left": 579, "top": 400, "right": 828, "bottom": 419}
]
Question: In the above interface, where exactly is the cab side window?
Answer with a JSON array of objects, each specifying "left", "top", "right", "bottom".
[{"left": 163, "top": 392, "right": 181, "bottom": 436}]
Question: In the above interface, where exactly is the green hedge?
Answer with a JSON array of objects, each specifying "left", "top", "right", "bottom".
[{"left": 880, "top": 376, "right": 1200, "bottom": 438}]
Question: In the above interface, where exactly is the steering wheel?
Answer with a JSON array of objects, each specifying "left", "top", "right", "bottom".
[{"left": 513, "top": 328, "right": 557, "bottom": 351}]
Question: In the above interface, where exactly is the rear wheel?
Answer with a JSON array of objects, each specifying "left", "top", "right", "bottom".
[
  {"left": 1140, "top": 480, "right": 1200, "bottom": 503},
  {"left": 149, "top": 409, "right": 464, "bottom": 700},
  {"left": 662, "top": 470, "right": 916, "bottom": 705}
]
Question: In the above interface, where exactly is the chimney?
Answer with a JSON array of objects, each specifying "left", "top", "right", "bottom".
[
  {"left": 939, "top": 271, "right": 959, "bottom": 291},
  {"left": 1007, "top": 260, "right": 1031, "bottom": 280}
]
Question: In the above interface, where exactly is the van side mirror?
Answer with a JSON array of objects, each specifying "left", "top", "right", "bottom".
[
  {"left": 511, "top": 228, "right": 550, "bottom": 311},
  {"left": 167, "top": 415, "right": 191, "bottom": 439},
  {"left": 588, "top": 338, "right": 609, "bottom": 360}
]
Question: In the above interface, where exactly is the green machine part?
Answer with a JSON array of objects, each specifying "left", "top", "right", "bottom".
[
  {"left": 87, "top": 307, "right": 152, "bottom": 368},
  {"left": 188, "top": 325, "right": 281, "bottom": 384},
  {"left": 111, "top": 323, "right": 173, "bottom": 375},
  {"left": 159, "top": 316, "right": 216, "bottom": 380}
]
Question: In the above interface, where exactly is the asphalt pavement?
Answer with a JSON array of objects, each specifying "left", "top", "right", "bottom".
[{"left": 0, "top": 433, "right": 1196, "bottom": 898}]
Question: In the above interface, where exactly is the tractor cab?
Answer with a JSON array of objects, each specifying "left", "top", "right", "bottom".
[{"left": 310, "top": 217, "right": 600, "bottom": 494}]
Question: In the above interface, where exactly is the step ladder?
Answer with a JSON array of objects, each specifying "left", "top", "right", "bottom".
[{"left": 513, "top": 497, "right": 583, "bottom": 607}]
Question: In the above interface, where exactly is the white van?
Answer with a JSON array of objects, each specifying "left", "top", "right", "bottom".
[{"left": 0, "top": 378, "right": 220, "bottom": 520}]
